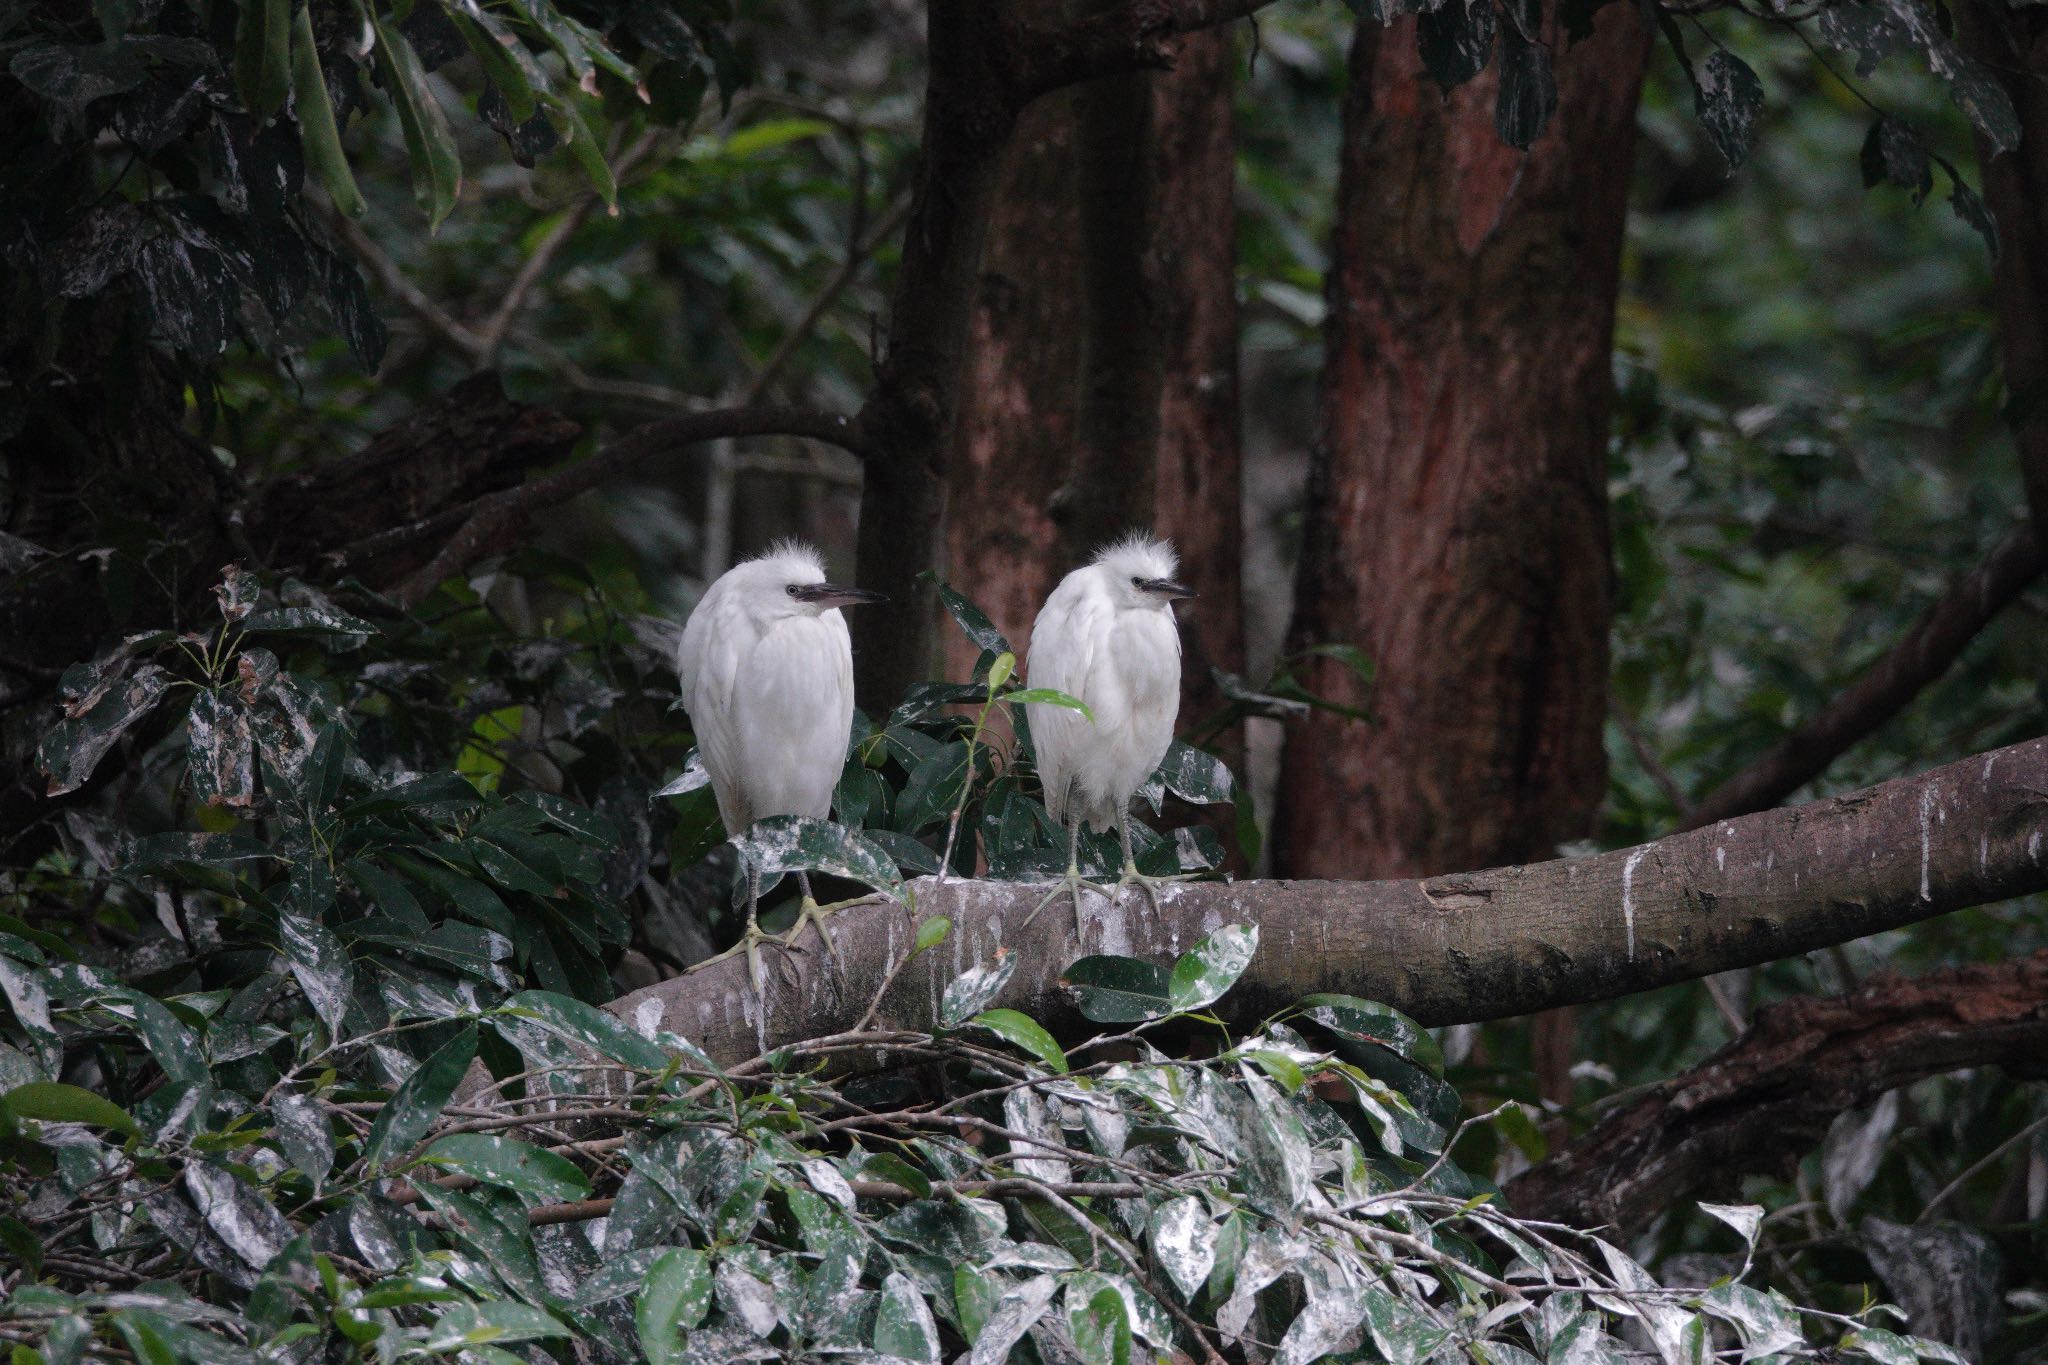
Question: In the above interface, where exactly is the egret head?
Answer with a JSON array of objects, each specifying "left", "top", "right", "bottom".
[
  {"left": 1093, "top": 534, "right": 1196, "bottom": 612},
  {"left": 730, "top": 542, "right": 887, "bottom": 623}
]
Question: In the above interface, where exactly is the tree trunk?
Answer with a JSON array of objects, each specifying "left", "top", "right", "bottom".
[
  {"left": 941, "top": 27, "right": 1246, "bottom": 794},
  {"left": 1274, "top": 5, "right": 1649, "bottom": 880},
  {"left": 940, "top": 87, "right": 1083, "bottom": 680}
]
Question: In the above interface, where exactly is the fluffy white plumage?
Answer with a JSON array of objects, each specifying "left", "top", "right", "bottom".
[
  {"left": 676, "top": 543, "right": 874, "bottom": 840},
  {"left": 1027, "top": 535, "right": 1191, "bottom": 837}
]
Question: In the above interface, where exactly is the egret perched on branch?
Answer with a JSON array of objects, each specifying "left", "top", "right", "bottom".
[
  {"left": 676, "top": 543, "right": 884, "bottom": 983},
  {"left": 1025, "top": 534, "right": 1195, "bottom": 928}
]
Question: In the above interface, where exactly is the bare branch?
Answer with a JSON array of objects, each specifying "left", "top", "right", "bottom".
[
  {"left": 394, "top": 404, "right": 872, "bottom": 605},
  {"left": 1682, "top": 528, "right": 2043, "bottom": 830},
  {"left": 612, "top": 735, "right": 2048, "bottom": 1070},
  {"left": 1504, "top": 951, "right": 2048, "bottom": 1235}
]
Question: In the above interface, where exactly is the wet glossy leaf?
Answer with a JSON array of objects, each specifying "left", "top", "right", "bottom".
[
  {"left": 423, "top": 1133, "right": 590, "bottom": 1203},
  {"left": 39, "top": 663, "right": 169, "bottom": 796},
  {"left": 270, "top": 1092, "right": 333, "bottom": 1187},
  {"left": 370, "top": 13, "right": 462, "bottom": 228},
  {"left": 1063, "top": 955, "right": 1172, "bottom": 1022},
  {"left": 1419, "top": 0, "right": 1496, "bottom": 91},
  {"left": 968, "top": 1008, "right": 1067, "bottom": 1073},
  {"left": 290, "top": 6, "right": 364, "bottom": 216},
  {"left": 1168, "top": 924, "right": 1258, "bottom": 1014},
  {"left": 940, "top": 952, "right": 1017, "bottom": 1030},
  {"left": 498, "top": 988, "right": 671, "bottom": 1072},
  {"left": 935, "top": 580, "right": 1010, "bottom": 654},
  {"left": 1070, "top": 1283, "right": 1132, "bottom": 1365},
  {"left": 361, "top": 1023, "right": 476, "bottom": 1171},
  {"left": 736, "top": 815, "right": 903, "bottom": 897},
  {"left": 186, "top": 690, "right": 255, "bottom": 809},
  {"left": 1296, "top": 994, "right": 1445, "bottom": 1075},
  {"left": 1495, "top": 21, "right": 1556, "bottom": 149},
  {"left": 1151, "top": 740, "right": 1234, "bottom": 805},
  {"left": 874, "top": 1268, "right": 940, "bottom": 1362},
  {"left": 1694, "top": 49, "right": 1764, "bottom": 171},
  {"left": 1149, "top": 1196, "right": 1216, "bottom": 1301},
  {"left": 423, "top": 1301, "right": 569, "bottom": 1350},
  {"left": 638, "top": 1247, "right": 713, "bottom": 1362},
  {"left": 2, "top": 1081, "right": 139, "bottom": 1136}
]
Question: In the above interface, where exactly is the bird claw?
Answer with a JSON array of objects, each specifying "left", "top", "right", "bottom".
[
  {"left": 1116, "top": 865, "right": 1198, "bottom": 916},
  {"left": 1022, "top": 868, "right": 1110, "bottom": 941}
]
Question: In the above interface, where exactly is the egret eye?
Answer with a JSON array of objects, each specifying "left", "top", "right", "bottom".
[
  {"left": 786, "top": 584, "right": 800, "bottom": 597},
  {"left": 1130, "top": 576, "right": 1143, "bottom": 587}
]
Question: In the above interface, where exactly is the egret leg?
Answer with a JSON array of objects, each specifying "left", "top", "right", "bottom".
[
  {"left": 693, "top": 851, "right": 773, "bottom": 992},
  {"left": 1022, "top": 809, "right": 1093, "bottom": 936},
  {"left": 778, "top": 871, "right": 839, "bottom": 965},
  {"left": 1114, "top": 808, "right": 1199, "bottom": 915}
]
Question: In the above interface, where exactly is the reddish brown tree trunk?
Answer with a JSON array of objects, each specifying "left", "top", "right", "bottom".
[
  {"left": 942, "top": 31, "right": 1246, "bottom": 777},
  {"left": 1274, "top": 6, "right": 1648, "bottom": 881},
  {"left": 942, "top": 90, "right": 1083, "bottom": 679}
]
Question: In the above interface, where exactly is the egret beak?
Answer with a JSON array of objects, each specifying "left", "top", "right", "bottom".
[
  {"left": 794, "top": 583, "right": 889, "bottom": 609},
  {"left": 1139, "top": 578, "right": 1197, "bottom": 601}
]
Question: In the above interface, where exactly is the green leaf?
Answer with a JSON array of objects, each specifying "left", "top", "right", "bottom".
[
  {"left": 1494, "top": 11, "right": 1555, "bottom": 149},
  {"left": 1, "top": 1081, "right": 139, "bottom": 1136},
  {"left": 1004, "top": 687, "right": 1094, "bottom": 722},
  {"left": 291, "top": 4, "right": 365, "bottom": 216},
  {"left": 370, "top": 13, "right": 462, "bottom": 228},
  {"left": 423, "top": 1302, "right": 570, "bottom": 1350},
  {"left": 1167, "top": 924, "right": 1257, "bottom": 1013},
  {"left": 361, "top": 1023, "right": 476, "bottom": 1171},
  {"left": 934, "top": 579, "right": 1010, "bottom": 654},
  {"left": 638, "top": 1248, "right": 713, "bottom": 1362},
  {"left": 1694, "top": 49, "right": 1764, "bottom": 171},
  {"left": 734, "top": 816, "right": 903, "bottom": 898},
  {"left": 234, "top": 0, "right": 292, "bottom": 122},
  {"left": 498, "top": 989, "right": 672, "bottom": 1072},
  {"left": 968, "top": 1009, "right": 1068, "bottom": 1073},
  {"left": 940, "top": 952, "right": 1017, "bottom": 1030},
  {"left": 874, "top": 1269, "right": 941, "bottom": 1362},
  {"left": 1295, "top": 994, "right": 1445, "bottom": 1075},
  {"left": 914, "top": 915, "right": 952, "bottom": 953},
  {"left": 1151, "top": 740, "right": 1234, "bottom": 806},
  {"left": 422, "top": 1133, "right": 591, "bottom": 1203},
  {"left": 859, "top": 1152, "right": 932, "bottom": 1199},
  {"left": 1062, "top": 955, "right": 1172, "bottom": 1023},
  {"left": 987, "top": 651, "right": 1017, "bottom": 693},
  {"left": 1418, "top": 0, "right": 1496, "bottom": 91},
  {"left": 1069, "top": 1284, "right": 1132, "bottom": 1365},
  {"left": 540, "top": 92, "right": 615, "bottom": 207}
]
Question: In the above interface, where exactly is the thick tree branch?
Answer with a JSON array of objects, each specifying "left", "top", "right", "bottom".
[
  {"left": 391, "top": 404, "right": 871, "bottom": 605},
  {"left": 1503, "top": 952, "right": 2048, "bottom": 1235},
  {"left": 613, "top": 735, "right": 2048, "bottom": 1069},
  {"left": 1681, "top": 528, "right": 2043, "bottom": 830}
]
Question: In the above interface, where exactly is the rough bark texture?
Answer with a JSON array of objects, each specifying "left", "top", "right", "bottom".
[
  {"left": 611, "top": 736, "right": 2048, "bottom": 1069},
  {"left": 1958, "top": 0, "right": 2048, "bottom": 535},
  {"left": 1506, "top": 952, "right": 2048, "bottom": 1235},
  {"left": 1274, "top": 5, "right": 1650, "bottom": 880},
  {"left": 855, "top": 2, "right": 1262, "bottom": 709},
  {"left": 939, "top": 25, "right": 1245, "bottom": 795},
  {"left": 940, "top": 80, "right": 1082, "bottom": 683}
]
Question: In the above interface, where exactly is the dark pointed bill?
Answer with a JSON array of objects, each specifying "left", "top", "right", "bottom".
[
  {"left": 1139, "top": 578, "right": 1197, "bottom": 600},
  {"left": 795, "top": 583, "right": 889, "bottom": 609}
]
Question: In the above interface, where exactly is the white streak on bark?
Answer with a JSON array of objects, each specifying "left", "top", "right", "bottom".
[{"left": 1621, "top": 848, "right": 1649, "bottom": 961}]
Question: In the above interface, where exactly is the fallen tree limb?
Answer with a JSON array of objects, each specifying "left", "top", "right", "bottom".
[
  {"left": 612, "top": 735, "right": 2048, "bottom": 1069},
  {"left": 1681, "top": 529, "right": 2043, "bottom": 830},
  {"left": 1503, "top": 951, "right": 2048, "bottom": 1235}
]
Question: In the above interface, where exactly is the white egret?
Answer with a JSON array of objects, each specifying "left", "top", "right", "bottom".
[
  {"left": 1024, "top": 534, "right": 1195, "bottom": 927},
  {"left": 675, "top": 542, "right": 884, "bottom": 982}
]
